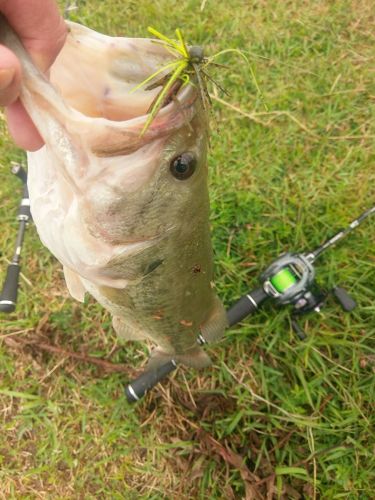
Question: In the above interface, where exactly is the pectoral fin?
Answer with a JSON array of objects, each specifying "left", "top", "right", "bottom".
[{"left": 63, "top": 266, "right": 86, "bottom": 302}]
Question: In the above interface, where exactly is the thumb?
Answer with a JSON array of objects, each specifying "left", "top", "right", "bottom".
[
  {"left": 0, "top": 0, "right": 67, "bottom": 72},
  {"left": 0, "top": 44, "right": 21, "bottom": 106}
]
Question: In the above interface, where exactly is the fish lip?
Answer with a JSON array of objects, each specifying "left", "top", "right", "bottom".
[
  {"left": 147, "top": 82, "right": 196, "bottom": 115},
  {"left": 72, "top": 80, "right": 198, "bottom": 158},
  {"left": 89, "top": 82, "right": 199, "bottom": 158},
  {"left": 100, "top": 82, "right": 197, "bottom": 129},
  {"left": 138, "top": 83, "right": 198, "bottom": 130},
  {"left": 96, "top": 79, "right": 198, "bottom": 128}
]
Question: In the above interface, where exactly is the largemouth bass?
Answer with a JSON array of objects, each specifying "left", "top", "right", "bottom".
[{"left": 0, "top": 17, "right": 227, "bottom": 368}]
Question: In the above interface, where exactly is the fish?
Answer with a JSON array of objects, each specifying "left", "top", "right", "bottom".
[{"left": 0, "top": 16, "right": 228, "bottom": 369}]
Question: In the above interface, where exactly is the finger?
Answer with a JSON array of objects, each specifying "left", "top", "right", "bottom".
[
  {"left": 6, "top": 99, "right": 44, "bottom": 151},
  {"left": 0, "top": 44, "right": 21, "bottom": 106},
  {"left": 0, "top": 0, "right": 67, "bottom": 71}
]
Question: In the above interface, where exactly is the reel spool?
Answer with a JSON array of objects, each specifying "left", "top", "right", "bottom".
[{"left": 261, "top": 253, "right": 315, "bottom": 306}]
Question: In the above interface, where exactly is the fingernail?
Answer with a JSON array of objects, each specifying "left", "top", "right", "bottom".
[{"left": 0, "top": 67, "right": 16, "bottom": 91}]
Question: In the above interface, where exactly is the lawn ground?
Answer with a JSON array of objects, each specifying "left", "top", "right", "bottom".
[{"left": 0, "top": 0, "right": 374, "bottom": 498}]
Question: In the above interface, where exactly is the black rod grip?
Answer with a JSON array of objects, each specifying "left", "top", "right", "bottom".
[
  {"left": 0, "top": 263, "right": 20, "bottom": 313},
  {"left": 125, "top": 360, "right": 177, "bottom": 403},
  {"left": 226, "top": 286, "right": 269, "bottom": 327}
]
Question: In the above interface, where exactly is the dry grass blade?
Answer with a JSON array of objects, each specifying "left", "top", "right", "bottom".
[
  {"left": 4, "top": 336, "right": 134, "bottom": 374},
  {"left": 210, "top": 94, "right": 319, "bottom": 137},
  {"left": 196, "top": 428, "right": 263, "bottom": 500}
]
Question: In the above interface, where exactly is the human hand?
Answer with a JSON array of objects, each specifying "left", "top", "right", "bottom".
[{"left": 0, "top": 0, "right": 66, "bottom": 150}]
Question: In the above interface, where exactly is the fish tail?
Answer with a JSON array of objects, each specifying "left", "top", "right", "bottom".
[
  {"left": 147, "top": 345, "right": 212, "bottom": 371},
  {"left": 199, "top": 295, "right": 228, "bottom": 342}
]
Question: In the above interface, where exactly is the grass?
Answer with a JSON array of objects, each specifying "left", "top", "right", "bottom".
[{"left": 0, "top": 0, "right": 374, "bottom": 497}]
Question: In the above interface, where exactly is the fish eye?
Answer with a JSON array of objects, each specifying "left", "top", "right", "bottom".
[{"left": 170, "top": 152, "right": 197, "bottom": 180}]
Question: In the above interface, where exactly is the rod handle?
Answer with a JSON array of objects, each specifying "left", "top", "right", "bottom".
[
  {"left": 226, "top": 286, "right": 269, "bottom": 327},
  {"left": 125, "top": 361, "right": 177, "bottom": 403},
  {"left": 0, "top": 263, "right": 20, "bottom": 313}
]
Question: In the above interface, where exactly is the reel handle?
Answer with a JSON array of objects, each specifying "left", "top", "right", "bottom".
[
  {"left": 0, "top": 263, "right": 20, "bottom": 313},
  {"left": 125, "top": 360, "right": 177, "bottom": 403},
  {"left": 333, "top": 286, "right": 357, "bottom": 312},
  {"left": 226, "top": 286, "right": 269, "bottom": 326}
]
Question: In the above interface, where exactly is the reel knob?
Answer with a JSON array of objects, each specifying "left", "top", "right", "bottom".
[{"left": 332, "top": 286, "right": 357, "bottom": 312}]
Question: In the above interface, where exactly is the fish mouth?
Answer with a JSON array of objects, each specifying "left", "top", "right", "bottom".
[{"left": 50, "top": 22, "right": 197, "bottom": 131}]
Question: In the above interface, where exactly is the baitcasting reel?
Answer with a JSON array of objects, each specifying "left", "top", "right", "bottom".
[
  {"left": 228, "top": 252, "right": 357, "bottom": 341},
  {"left": 227, "top": 206, "right": 374, "bottom": 339}
]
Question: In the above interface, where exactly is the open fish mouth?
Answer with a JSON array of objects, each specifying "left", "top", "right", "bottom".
[
  {"left": 48, "top": 22, "right": 197, "bottom": 136},
  {"left": 0, "top": 15, "right": 205, "bottom": 288}
]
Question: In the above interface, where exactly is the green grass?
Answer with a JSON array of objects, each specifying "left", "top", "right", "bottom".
[{"left": 1, "top": 0, "right": 374, "bottom": 498}]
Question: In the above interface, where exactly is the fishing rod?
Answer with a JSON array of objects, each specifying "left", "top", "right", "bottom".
[
  {"left": 125, "top": 205, "right": 375, "bottom": 403},
  {"left": 0, "top": 164, "right": 31, "bottom": 313}
]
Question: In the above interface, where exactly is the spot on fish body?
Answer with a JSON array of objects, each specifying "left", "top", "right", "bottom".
[
  {"left": 180, "top": 319, "right": 193, "bottom": 327},
  {"left": 152, "top": 309, "right": 164, "bottom": 320}
]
